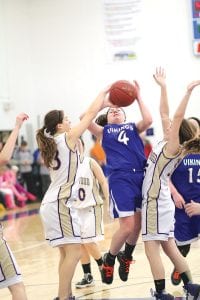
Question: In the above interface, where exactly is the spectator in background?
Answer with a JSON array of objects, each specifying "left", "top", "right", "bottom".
[{"left": 14, "top": 141, "right": 36, "bottom": 197}]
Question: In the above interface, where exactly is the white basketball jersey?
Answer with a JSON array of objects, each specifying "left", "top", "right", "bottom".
[
  {"left": 42, "top": 132, "right": 79, "bottom": 204},
  {"left": 142, "top": 141, "right": 182, "bottom": 201},
  {"left": 72, "top": 156, "right": 103, "bottom": 209},
  {"left": 142, "top": 141, "right": 182, "bottom": 237}
]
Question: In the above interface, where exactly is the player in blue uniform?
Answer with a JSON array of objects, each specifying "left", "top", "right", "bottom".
[
  {"left": 170, "top": 117, "right": 200, "bottom": 286},
  {"left": 81, "top": 80, "right": 152, "bottom": 284}
]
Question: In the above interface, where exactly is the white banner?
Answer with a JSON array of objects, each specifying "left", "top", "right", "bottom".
[{"left": 103, "top": 0, "right": 142, "bottom": 62}]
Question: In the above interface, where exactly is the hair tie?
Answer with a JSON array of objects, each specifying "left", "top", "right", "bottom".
[{"left": 44, "top": 128, "right": 54, "bottom": 139}]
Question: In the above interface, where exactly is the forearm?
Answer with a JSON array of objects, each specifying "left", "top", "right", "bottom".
[
  {"left": 159, "top": 85, "right": 169, "bottom": 119},
  {"left": 173, "top": 91, "right": 191, "bottom": 120},
  {"left": 100, "top": 180, "right": 109, "bottom": 204},
  {"left": 136, "top": 98, "right": 152, "bottom": 132},
  {"left": 0, "top": 126, "right": 20, "bottom": 164}
]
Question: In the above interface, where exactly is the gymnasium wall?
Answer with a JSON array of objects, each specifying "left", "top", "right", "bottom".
[{"left": 0, "top": 0, "right": 199, "bottom": 150}]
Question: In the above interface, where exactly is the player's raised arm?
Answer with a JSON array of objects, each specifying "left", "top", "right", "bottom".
[
  {"left": 0, "top": 113, "right": 29, "bottom": 165},
  {"left": 166, "top": 80, "right": 200, "bottom": 156},
  {"left": 153, "top": 67, "right": 170, "bottom": 140},
  {"left": 134, "top": 80, "right": 152, "bottom": 134}
]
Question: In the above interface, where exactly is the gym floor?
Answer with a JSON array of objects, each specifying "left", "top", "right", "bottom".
[{"left": 0, "top": 203, "right": 199, "bottom": 299}]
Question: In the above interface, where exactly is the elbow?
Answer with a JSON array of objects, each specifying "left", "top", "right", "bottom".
[
  {"left": 145, "top": 117, "right": 153, "bottom": 128},
  {"left": 0, "top": 158, "right": 9, "bottom": 165}
]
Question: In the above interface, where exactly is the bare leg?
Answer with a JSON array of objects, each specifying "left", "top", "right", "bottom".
[
  {"left": 58, "top": 244, "right": 81, "bottom": 300},
  {"left": 9, "top": 282, "right": 28, "bottom": 300},
  {"left": 161, "top": 238, "right": 191, "bottom": 275},
  {"left": 144, "top": 240, "right": 165, "bottom": 279},
  {"left": 79, "top": 245, "right": 91, "bottom": 264},
  {"left": 109, "top": 215, "right": 135, "bottom": 255},
  {"left": 84, "top": 243, "right": 102, "bottom": 260},
  {"left": 126, "top": 211, "right": 141, "bottom": 245}
]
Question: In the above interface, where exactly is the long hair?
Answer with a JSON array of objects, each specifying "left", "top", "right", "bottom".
[
  {"left": 183, "top": 137, "right": 200, "bottom": 155},
  {"left": 36, "top": 110, "right": 64, "bottom": 168},
  {"left": 179, "top": 119, "right": 197, "bottom": 145}
]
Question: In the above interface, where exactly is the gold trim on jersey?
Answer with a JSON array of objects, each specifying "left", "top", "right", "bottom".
[
  {"left": 94, "top": 205, "right": 103, "bottom": 235},
  {"left": 146, "top": 151, "right": 170, "bottom": 234},
  {"left": 58, "top": 135, "right": 78, "bottom": 200},
  {"left": 59, "top": 199, "right": 75, "bottom": 236},
  {"left": 0, "top": 239, "right": 19, "bottom": 279}
]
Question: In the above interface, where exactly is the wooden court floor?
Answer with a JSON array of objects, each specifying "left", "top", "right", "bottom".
[{"left": 0, "top": 202, "right": 200, "bottom": 300}]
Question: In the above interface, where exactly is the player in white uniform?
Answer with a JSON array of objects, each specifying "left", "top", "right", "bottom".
[
  {"left": 36, "top": 88, "right": 111, "bottom": 300},
  {"left": 70, "top": 139, "right": 109, "bottom": 288},
  {"left": 0, "top": 113, "right": 28, "bottom": 300},
  {"left": 142, "top": 68, "right": 200, "bottom": 300}
]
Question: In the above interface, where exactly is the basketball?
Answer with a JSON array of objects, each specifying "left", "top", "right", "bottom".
[{"left": 109, "top": 80, "right": 137, "bottom": 107}]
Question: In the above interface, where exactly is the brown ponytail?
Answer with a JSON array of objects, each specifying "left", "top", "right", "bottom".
[{"left": 36, "top": 110, "right": 64, "bottom": 168}]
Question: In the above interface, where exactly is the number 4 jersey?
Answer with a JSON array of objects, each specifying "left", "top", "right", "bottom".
[{"left": 102, "top": 122, "right": 146, "bottom": 174}]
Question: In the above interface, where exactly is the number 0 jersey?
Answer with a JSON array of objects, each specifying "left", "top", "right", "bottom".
[
  {"left": 102, "top": 122, "right": 146, "bottom": 175},
  {"left": 42, "top": 132, "right": 79, "bottom": 204},
  {"left": 71, "top": 156, "right": 103, "bottom": 209}
]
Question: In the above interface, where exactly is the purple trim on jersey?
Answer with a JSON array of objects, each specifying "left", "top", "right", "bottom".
[
  {"left": 0, "top": 240, "right": 21, "bottom": 280},
  {"left": 48, "top": 200, "right": 80, "bottom": 242},
  {"left": 0, "top": 265, "right": 6, "bottom": 282},
  {"left": 92, "top": 190, "right": 97, "bottom": 206},
  {"left": 145, "top": 147, "right": 177, "bottom": 235}
]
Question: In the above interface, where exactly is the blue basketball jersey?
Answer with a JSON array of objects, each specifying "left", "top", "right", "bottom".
[
  {"left": 171, "top": 153, "right": 200, "bottom": 244},
  {"left": 102, "top": 122, "right": 146, "bottom": 175},
  {"left": 171, "top": 153, "right": 200, "bottom": 203}
]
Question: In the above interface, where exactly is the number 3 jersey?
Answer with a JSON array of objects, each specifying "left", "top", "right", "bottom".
[
  {"left": 102, "top": 122, "right": 146, "bottom": 175},
  {"left": 42, "top": 132, "right": 79, "bottom": 204}
]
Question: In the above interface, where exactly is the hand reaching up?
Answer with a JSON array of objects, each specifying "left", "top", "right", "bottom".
[
  {"left": 15, "top": 113, "right": 29, "bottom": 128},
  {"left": 153, "top": 67, "right": 166, "bottom": 88}
]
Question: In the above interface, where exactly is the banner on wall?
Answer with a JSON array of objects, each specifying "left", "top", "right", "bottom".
[
  {"left": 191, "top": 0, "right": 200, "bottom": 55},
  {"left": 103, "top": 0, "right": 142, "bottom": 62}
]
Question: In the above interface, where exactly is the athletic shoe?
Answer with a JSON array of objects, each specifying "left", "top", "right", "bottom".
[
  {"left": 150, "top": 289, "right": 174, "bottom": 299},
  {"left": 101, "top": 253, "right": 114, "bottom": 284},
  {"left": 117, "top": 251, "right": 133, "bottom": 281},
  {"left": 183, "top": 283, "right": 200, "bottom": 300},
  {"left": 75, "top": 273, "right": 95, "bottom": 288},
  {"left": 171, "top": 268, "right": 181, "bottom": 285}
]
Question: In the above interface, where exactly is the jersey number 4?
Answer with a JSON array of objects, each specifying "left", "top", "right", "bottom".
[{"left": 118, "top": 130, "right": 129, "bottom": 145}]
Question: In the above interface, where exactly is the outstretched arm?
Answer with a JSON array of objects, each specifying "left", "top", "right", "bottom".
[
  {"left": 135, "top": 81, "right": 153, "bottom": 133},
  {"left": 166, "top": 80, "right": 200, "bottom": 156},
  {"left": 69, "top": 87, "right": 111, "bottom": 148},
  {"left": 0, "top": 113, "right": 29, "bottom": 165},
  {"left": 153, "top": 67, "right": 170, "bottom": 140}
]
